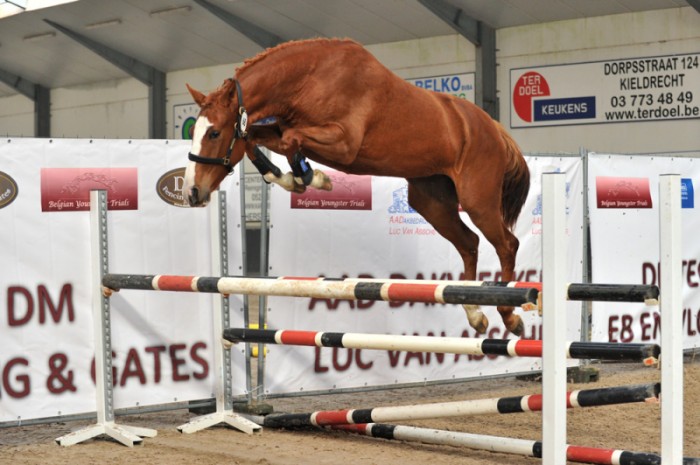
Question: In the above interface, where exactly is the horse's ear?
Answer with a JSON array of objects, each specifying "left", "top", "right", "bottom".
[
  {"left": 186, "top": 84, "right": 206, "bottom": 107},
  {"left": 225, "top": 79, "right": 237, "bottom": 102}
]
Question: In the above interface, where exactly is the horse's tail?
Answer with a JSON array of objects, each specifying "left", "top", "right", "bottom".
[{"left": 500, "top": 128, "right": 530, "bottom": 230}]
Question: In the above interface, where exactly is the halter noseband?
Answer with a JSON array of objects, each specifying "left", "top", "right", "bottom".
[{"left": 188, "top": 79, "right": 248, "bottom": 173}]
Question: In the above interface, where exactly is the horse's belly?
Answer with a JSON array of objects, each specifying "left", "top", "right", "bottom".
[{"left": 344, "top": 156, "right": 441, "bottom": 178}]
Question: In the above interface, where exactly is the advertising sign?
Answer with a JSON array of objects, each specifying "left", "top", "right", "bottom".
[
  {"left": 407, "top": 72, "right": 475, "bottom": 102},
  {"left": 511, "top": 53, "right": 700, "bottom": 127},
  {"left": 40, "top": 167, "right": 139, "bottom": 212},
  {"left": 588, "top": 153, "right": 700, "bottom": 349},
  {"left": 0, "top": 139, "right": 245, "bottom": 423}
]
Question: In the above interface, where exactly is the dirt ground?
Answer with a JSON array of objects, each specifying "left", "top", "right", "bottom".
[{"left": 1, "top": 359, "right": 699, "bottom": 465}]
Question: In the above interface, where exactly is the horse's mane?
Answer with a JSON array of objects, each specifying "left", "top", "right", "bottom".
[{"left": 236, "top": 37, "right": 359, "bottom": 74}]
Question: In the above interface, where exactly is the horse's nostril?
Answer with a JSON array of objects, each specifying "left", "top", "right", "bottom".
[{"left": 188, "top": 187, "right": 200, "bottom": 207}]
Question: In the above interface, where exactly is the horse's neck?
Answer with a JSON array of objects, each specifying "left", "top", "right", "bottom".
[{"left": 238, "top": 57, "right": 310, "bottom": 122}]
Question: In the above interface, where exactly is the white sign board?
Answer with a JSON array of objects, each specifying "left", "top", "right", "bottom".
[
  {"left": 510, "top": 53, "right": 700, "bottom": 128},
  {"left": 0, "top": 139, "right": 245, "bottom": 423},
  {"left": 588, "top": 152, "right": 700, "bottom": 349}
]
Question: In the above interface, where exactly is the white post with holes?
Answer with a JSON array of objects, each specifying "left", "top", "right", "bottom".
[
  {"left": 660, "top": 174, "right": 682, "bottom": 465},
  {"left": 177, "top": 190, "right": 261, "bottom": 435},
  {"left": 541, "top": 173, "right": 568, "bottom": 465},
  {"left": 56, "top": 190, "right": 157, "bottom": 446}
]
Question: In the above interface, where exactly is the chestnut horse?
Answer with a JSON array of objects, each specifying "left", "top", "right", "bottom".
[{"left": 183, "top": 38, "right": 530, "bottom": 336}]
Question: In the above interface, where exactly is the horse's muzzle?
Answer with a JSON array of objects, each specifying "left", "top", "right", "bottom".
[{"left": 187, "top": 186, "right": 210, "bottom": 207}]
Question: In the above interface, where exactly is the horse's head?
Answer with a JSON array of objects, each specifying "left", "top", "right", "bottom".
[{"left": 183, "top": 79, "right": 247, "bottom": 207}]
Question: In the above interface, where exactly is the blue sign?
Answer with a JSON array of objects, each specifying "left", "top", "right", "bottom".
[
  {"left": 682, "top": 178, "right": 694, "bottom": 209},
  {"left": 412, "top": 76, "right": 467, "bottom": 93},
  {"left": 406, "top": 73, "right": 475, "bottom": 102},
  {"left": 534, "top": 96, "right": 596, "bottom": 121}
]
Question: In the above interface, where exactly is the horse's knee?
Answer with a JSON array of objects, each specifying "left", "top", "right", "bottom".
[{"left": 506, "top": 234, "right": 520, "bottom": 260}]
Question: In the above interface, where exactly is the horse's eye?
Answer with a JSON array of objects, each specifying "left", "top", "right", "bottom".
[{"left": 209, "top": 130, "right": 220, "bottom": 139}]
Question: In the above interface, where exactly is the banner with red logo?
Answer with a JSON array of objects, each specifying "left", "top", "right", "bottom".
[
  {"left": 40, "top": 167, "right": 139, "bottom": 212},
  {"left": 0, "top": 138, "right": 244, "bottom": 423},
  {"left": 588, "top": 153, "right": 700, "bottom": 348},
  {"left": 264, "top": 156, "right": 584, "bottom": 394},
  {"left": 510, "top": 53, "right": 700, "bottom": 128}
]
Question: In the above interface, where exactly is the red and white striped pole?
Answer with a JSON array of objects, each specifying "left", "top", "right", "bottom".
[
  {"left": 222, "top": 328, "right": 660, "bottom": 363},
  {"left": 260, "top": 383, "right": 658, "bottom": 428},
  {"left": 327, "top": 423, "right": 699, "bottom": 465}
]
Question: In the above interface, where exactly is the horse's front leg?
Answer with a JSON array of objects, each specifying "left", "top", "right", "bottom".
[
  {"left": 246, "top": 147, "right": 331, "bottom": 193},
  {"left": 289, "top": 151, "right": 333, "bottom": 191},
  {"left": 246, "top": 145, "right": 306, "bottom": 193}
]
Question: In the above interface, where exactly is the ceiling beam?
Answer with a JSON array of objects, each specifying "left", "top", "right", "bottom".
[
  {"left": 417, "top": 0, "right": 479, "bottom": 45},
  {"left": 0, "top": 68, "right": 51, "bottom": 137},
  {"left": 192, "top": 0, "right": 283, "bottom": 49},
  {"left": 44, "top": 20, "right": 166, "bottom": 138},
  {"left": 44, "top": 20, "right": 159, "bottom": 86},
  {"left": 687, "top": 0, "right": 700, "bottom": 15},
  {"left": 417, "top": 0, "right": 498, "bottom": 120},
  {"left": 0, "top": 67, "right": 36, "bottom": 99}
]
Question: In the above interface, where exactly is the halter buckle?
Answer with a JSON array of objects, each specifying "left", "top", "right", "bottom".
[{"left": 238, "top": 107, "right": 248, "bottom": 138}]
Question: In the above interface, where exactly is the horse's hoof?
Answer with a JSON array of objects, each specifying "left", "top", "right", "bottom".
[
  {"left": 508, "top": 316, "right": 525, "bottom": 337},
  {"left": 292, "top": 183, "right": 307, "bottom": 194},
  {"left": 311, "top": 170, "right": 333, "bottom": 191},
  {"left": 472, "top": 315, "right": 489, "bottom": 335}
]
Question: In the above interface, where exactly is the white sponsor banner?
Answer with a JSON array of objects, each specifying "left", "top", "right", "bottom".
[
  {"left": 510, "top": 53, "right": 700, "bottom": 128},
  {"left": 265, "top": 156, "right": 583, "bottom": 394},
  {"left": 406, "top": 73, "right": 475, "bottom": 102},
  {"left": 0, "top": 139, "right": 245, "bottom": 423},
  {"left": 588, "top": 153, "right": 700, "bottom": 348}
]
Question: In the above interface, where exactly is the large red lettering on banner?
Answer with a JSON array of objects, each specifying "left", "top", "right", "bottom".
[
  {"left": 314, "top": 347, "right": 373, "bottom": 373},
  {"left": 607, "top": 308, "right": 700, "bottom": 342},
  {"left": 7, "top": 284, "right": 75, "bottom": 327},
  {"left": 1, "top": 357, "right": 31, "bottom": 399},
  {"left": 642, "top": 260, "right": 700, "bottom": 287},
  {"left": 90, "top": 342, "right": 209, "bottom": 387}
]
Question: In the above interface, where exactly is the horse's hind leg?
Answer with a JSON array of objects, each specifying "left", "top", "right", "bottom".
[
  {"left": 457, "top": 180, "right": 523, "bottom": 336},
  {"left": 407, "top": 176, "right": 489, "bottom": 334}
]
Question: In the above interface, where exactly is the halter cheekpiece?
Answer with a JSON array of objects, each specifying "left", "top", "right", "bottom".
[{"left": 188, "top": 79, "right": 248, "bottom": 173}]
